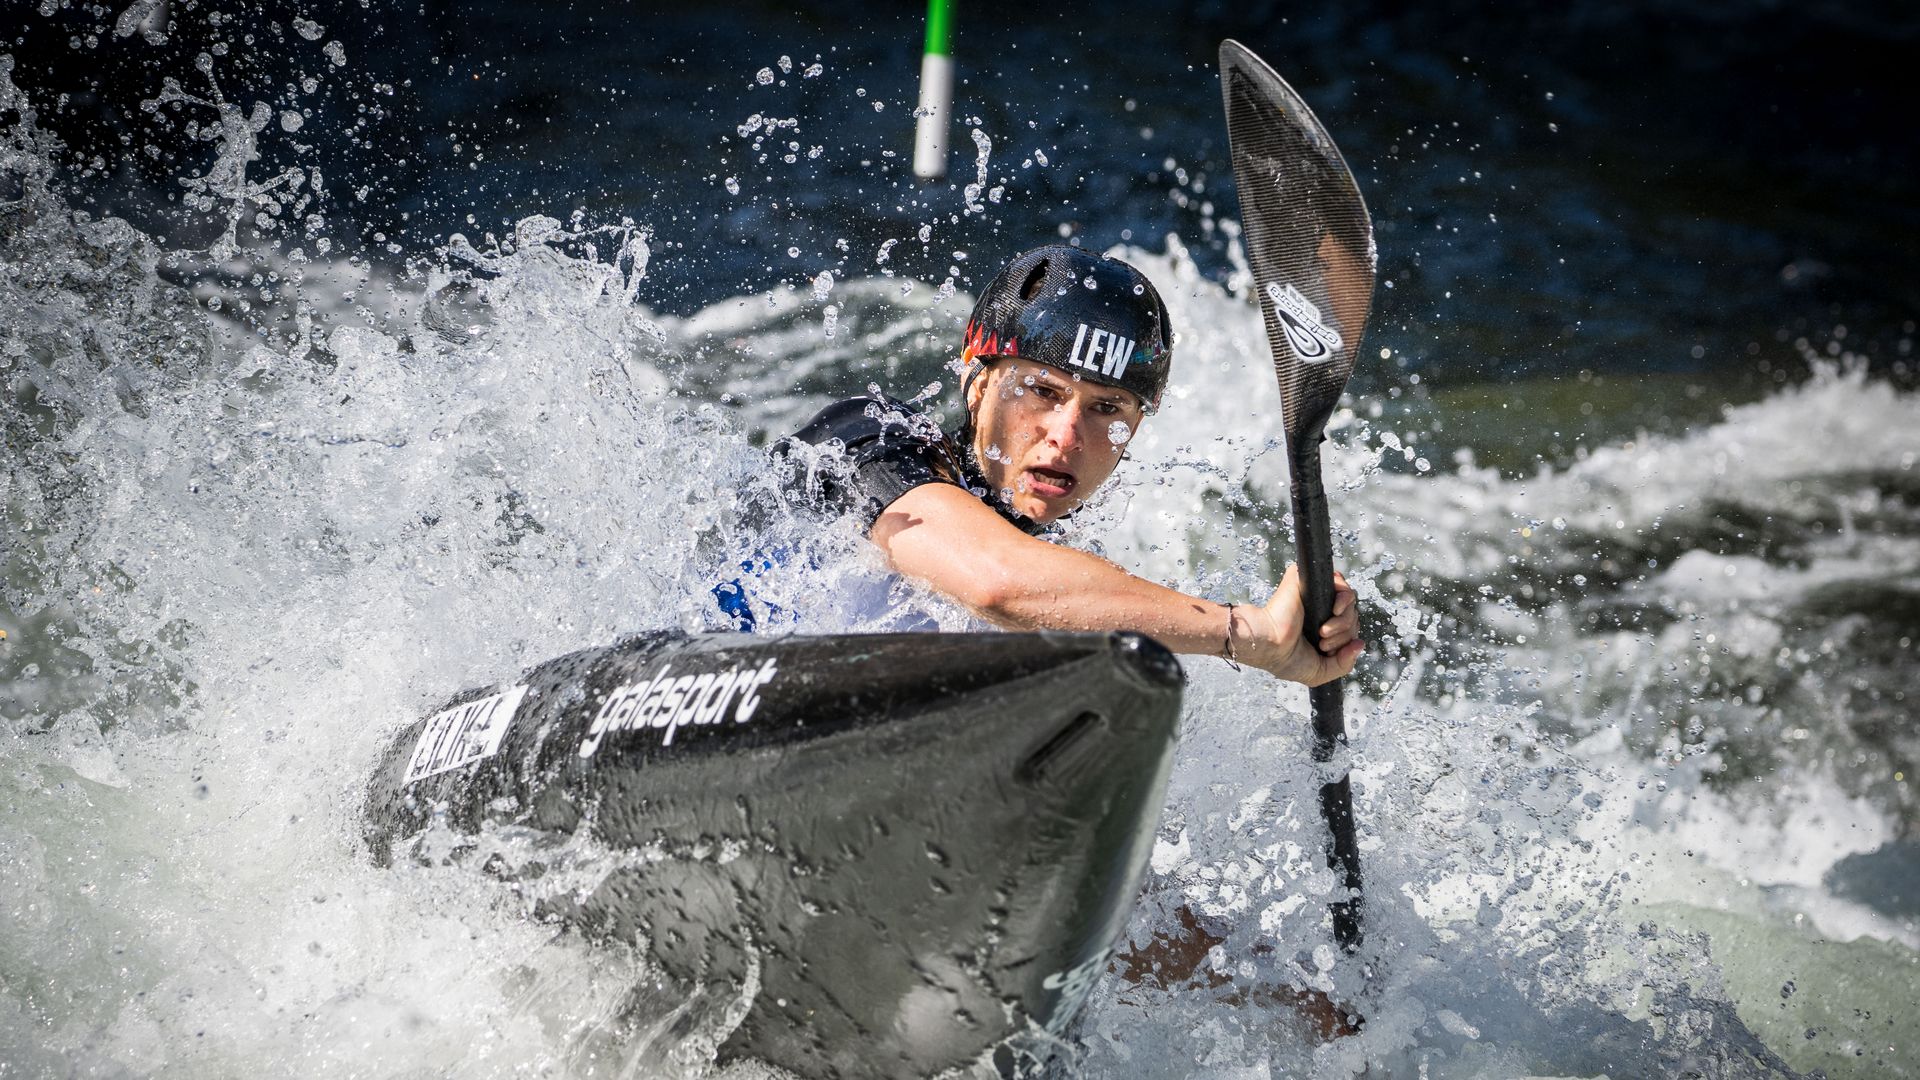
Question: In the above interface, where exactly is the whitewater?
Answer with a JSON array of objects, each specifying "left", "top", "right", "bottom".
[{"left": 2, "top": 33, "right": 1917, "bottom": 1080}]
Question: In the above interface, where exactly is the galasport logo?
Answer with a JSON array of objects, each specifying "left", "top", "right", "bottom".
[
  {"left": 404, "top": 684, "right": 529, "bottom": 785},
  {"left": 577, "top": 657, "right": 780, "bottom": 758},
  {"left": 1267, "top": 282, "right": 1343, "bottom": 363},
  {"left": 1066, "top": 322, "right": 1137, "bottom": 379}
]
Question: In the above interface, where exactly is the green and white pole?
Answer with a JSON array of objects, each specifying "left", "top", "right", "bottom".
[{"left": 912, "top": 0, "right": 953, "bottom": 180}]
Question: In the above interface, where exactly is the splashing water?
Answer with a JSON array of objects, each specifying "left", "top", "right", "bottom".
[
  {"left": 2, "top": 39, "right": 1917, "bottom": 1080},
  {"left": 964, "top": 128, "right": 993, "bottom": 215}
]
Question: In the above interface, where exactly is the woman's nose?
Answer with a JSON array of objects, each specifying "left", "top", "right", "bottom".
[{"left": 1043, "top": 401, "right": 1088, "bottom": 453}]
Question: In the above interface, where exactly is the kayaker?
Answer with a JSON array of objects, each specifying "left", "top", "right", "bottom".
[{"left": 727, "top": 243, "right": 1363, "bottom": 686}]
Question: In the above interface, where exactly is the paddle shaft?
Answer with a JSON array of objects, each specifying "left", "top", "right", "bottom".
[{"left": 1289, "top": 435, "right": 1364, "bottom": 951}]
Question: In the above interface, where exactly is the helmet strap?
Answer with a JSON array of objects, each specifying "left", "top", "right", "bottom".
[{"left": 956, "top": 356, "right": 993, "bottom": 451}]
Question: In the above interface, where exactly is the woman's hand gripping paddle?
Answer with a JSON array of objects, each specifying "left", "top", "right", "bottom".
[{"left": 1219, "top": 39, "right": 1376, "bottom": 954}]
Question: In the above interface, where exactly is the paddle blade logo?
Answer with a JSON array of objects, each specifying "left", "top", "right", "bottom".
[{"left": 1266, "top": 282, "right": 1343, "bottom": 363}]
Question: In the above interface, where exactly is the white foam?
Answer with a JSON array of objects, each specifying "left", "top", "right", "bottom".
[{"left": 3, "top": 51, "right": 1916, "bottom": 1076}]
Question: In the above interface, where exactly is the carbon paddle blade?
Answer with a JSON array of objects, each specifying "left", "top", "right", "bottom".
[
  {"left": 1220, "top": 39, "right": 1372, "bottom": 954},
  {"left": 1219, "top": 40, "right": 1375, "bottom": 450}
]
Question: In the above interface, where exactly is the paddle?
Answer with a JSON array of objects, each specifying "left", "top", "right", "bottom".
[{"left": 1218, "top": 40, "right": 1375, "bottom": 953}]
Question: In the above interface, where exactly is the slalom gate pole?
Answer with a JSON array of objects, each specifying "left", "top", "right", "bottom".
[{"left": 913, "top": 0, "right": 953, "bottom": 180}]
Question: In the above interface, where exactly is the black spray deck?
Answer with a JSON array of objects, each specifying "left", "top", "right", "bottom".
[{"left": 364, "top": 630, "right": 1184, "bottom": 1077}]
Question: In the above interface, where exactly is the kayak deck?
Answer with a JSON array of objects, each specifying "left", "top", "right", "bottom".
[{"left": 365, "top": 630, "right": 1184, "bottom": 1077}]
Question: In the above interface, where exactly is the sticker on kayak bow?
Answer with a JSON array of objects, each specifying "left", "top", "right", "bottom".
[
  {"left": 404, "top": 684, "right": 528, "bottom": 785},
  {"left": 1266, "top": 281, "right": 1343, "bottom": 363},
  {"left": 577, "top": 657, "right": 780, "bottom": 759}
]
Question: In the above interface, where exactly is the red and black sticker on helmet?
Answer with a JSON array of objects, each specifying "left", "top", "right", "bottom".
[{"left": 961, "top": 320, "right": 1019, "bottom": 366}]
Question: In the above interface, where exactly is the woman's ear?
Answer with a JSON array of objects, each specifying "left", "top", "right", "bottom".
[{"left": 964, "top": 361, "right": 990, "bottom": 415}]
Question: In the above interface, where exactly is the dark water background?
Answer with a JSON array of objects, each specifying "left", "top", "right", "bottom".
[
  {"left": 13, "top": 1, "right": 1916, "bottom": 420},
  {"left": 6, "top": 5, "right": 1920, "bottom": 1075},
  {"left": 9, "top": 1, "right": 1917, "bottom": 817},
  {"left": 11, "top": 0, "right": 1920, "bottom": 798}
]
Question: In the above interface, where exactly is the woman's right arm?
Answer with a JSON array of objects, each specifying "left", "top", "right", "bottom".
[{"left": 871, "top": 482, "right": 1362, "bottom": 686}]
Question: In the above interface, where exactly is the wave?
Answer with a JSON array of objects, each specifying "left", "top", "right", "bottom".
[{"left": 3, "top": 54, "right": 1916, "bottom": 1079}]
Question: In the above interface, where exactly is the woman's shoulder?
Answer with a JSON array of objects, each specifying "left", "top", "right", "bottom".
[{"left": 783, "top": 393, "right": 947, "bottom": 453}]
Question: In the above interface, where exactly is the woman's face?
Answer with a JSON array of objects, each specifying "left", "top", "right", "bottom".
[{"left": 966, "top": 359, "right": 1146, "bottom": 524}]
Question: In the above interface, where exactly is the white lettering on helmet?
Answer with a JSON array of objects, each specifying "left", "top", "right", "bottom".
[
  {"left": 1085, "top": 329, "right": 1108, "bottom": 372},
  {"left": 1067, "top": 321, "right": 1137, "bottom": 380},
  {"left": 1068, "top": 322, "right": 1089, "bottom": 369}
]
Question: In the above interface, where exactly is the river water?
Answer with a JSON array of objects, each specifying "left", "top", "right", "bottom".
[{"left": 3, "top": 3, "right": 1916, "bottom": 1078}]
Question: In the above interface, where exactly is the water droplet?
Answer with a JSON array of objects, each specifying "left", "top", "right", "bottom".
[
  {"left": 755, "top": 67, "right": 775, "bottom": 86},
  {"left": 1108, "top": 421, "right": 1132, "bottom": 446},
  {"left": 723, "top": 176, "right": 739, "bottom": 195},
  {"left": 292, "top": 17, "right": 325, "bottom": 40},
  {"left": 811, "top": 270, "right": 834, "bottom": 301},
  {"left": 777, "top": 55, "right": 793, "bottom": 74}
]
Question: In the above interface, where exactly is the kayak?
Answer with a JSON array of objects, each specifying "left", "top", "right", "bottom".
[{"left": 364, "top": 629, "right": 1184, "bottom": 1077}]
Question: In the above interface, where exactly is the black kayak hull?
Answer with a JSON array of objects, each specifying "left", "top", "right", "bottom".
[{"left": 364, "top": 630, "right": 1183, "bottom": 1077}]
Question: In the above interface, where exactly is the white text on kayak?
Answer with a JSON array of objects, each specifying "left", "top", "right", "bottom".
[
  {"left": 578, "top": 657, "right": 780, "bottom": 758},
  {"left": 404, "top": 684, "right": 529, "bottom": 785}
]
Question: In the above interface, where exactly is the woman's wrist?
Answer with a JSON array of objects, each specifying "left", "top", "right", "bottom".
[{"left": 1222, "top": 602, "right": 1270, "bottom": 668}]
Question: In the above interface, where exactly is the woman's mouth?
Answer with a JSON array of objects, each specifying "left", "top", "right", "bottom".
[{"left": 1025, "top": 465, "right": 1077, "bottom": 499}]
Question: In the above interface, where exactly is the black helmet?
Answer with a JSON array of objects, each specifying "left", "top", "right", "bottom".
[{"left": 961, "top": 245, "right": 1174, "bottom": 412}]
